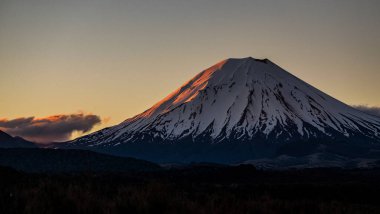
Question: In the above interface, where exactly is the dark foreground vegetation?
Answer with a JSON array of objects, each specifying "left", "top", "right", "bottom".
[{"left": 0, "top": 165, "right": 380, "bottom": 214}]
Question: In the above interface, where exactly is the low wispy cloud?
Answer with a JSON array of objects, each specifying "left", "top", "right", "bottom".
[
  {"left": 352, "top": 105, "right": 380, "bottom": 118},
  {"left": 0, "top": 113, "right": 103, "bottom": 144}
]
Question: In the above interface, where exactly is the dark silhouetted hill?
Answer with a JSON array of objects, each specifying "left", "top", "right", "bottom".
[
  {"left": 0, "top": 130, "right": 37, "bottom": 148},
  {"left": 0, "top": 148, "right": 161, "bottom": 173}
]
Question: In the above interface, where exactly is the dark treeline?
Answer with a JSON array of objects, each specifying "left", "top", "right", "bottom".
[{"left": 0, "top": 165, "right": 380, "bottom": 214}]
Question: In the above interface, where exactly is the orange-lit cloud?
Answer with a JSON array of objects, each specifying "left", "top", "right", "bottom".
[{"left": 0, "top": 113, "right": 102, "bottom": 144}]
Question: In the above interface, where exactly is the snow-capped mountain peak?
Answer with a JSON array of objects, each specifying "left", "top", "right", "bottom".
[{"left": 70, "top": 57, "right": 380, "bottom": 149}]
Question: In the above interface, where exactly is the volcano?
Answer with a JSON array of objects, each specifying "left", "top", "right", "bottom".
[{"left": 65, "top": 57, "right": 380, "bottom": 164}]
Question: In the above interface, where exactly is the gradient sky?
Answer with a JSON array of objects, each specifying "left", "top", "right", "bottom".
[{"left": 1, "top": 0, "right": 379, "bottom": 140}]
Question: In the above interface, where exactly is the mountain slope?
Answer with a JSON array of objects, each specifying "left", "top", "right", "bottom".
[
  {"left": 0, "top": 130, "right": 37, "bottom": 148},
  {"left": 65, "top": 57, "right": 380, "bottom": 163}
]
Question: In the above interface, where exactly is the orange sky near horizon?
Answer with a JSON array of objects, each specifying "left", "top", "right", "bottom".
[{"left": 1, "top": 0, "right": 379, "bottom": 140}]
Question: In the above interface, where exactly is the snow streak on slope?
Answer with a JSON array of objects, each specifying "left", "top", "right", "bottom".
[{"left": 71, "top": 57, "right": 380, "bottom": 147}]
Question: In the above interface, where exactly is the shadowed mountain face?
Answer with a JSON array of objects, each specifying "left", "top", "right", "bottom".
[
  {"left": 63, "top": 57, "right": 380, "bottom": 164},
  {"left": 0, "top": 130, "right": 36, "bottom": 148}
]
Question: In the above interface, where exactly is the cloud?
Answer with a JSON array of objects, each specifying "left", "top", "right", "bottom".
[
  {"left": 352, "top": 105, "right": 380, "bottom": 118},
  {"left": 0, "top": 113, "right": 102, "bottom": 144}
]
